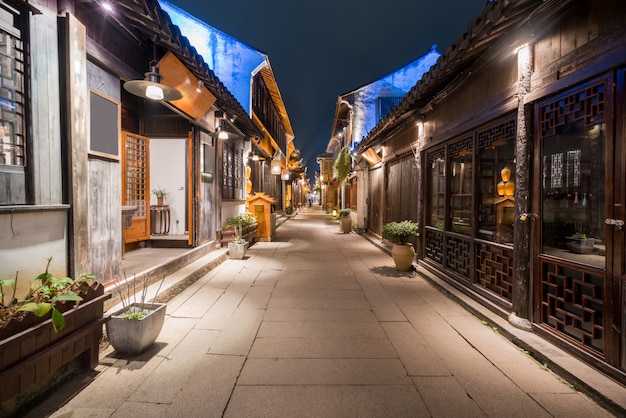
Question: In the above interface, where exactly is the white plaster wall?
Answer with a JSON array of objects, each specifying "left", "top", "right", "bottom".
[
  {"left": 150, "top": 138, "right": 186, "bottom": 234},
  {"left": 0, "top": 211, "right": 68, "bottom": 298}
]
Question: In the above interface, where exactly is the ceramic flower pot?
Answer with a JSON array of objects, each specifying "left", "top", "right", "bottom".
[
  {"left": 341, "top": 216, "right": 352, "bottom": 233},
  {"left": 391, "top": 243, "right": 415, "bottom": 272}
]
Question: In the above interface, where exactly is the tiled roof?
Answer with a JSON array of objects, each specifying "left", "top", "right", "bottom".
[
  {"left": 356, "top": 0, "right": 546, "bottom": 153},
  {"left": 108, "top": 0, "right": 263, "bottom": 138}
]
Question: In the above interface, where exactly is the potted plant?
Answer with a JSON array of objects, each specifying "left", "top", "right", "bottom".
[
  {"left": 382, "top": 220, "right": 420, "bottom": 271},
  {"left": 225, "top": 213, "right": 257, "bottom": 259},
  {"left": 1, "top": 259, "right": 108, "bottom": 416},
  {"left": 566, "top": 232, "right": 595, "bottom": 254},
  {"left": 339, "top": 209, "right": 352, "bottom": 233},
  {"left": 152, "top": 185, "right": 169, "bottom": 206},
  {"left": 106, "top": 273, "right": 167, "bottom": 355}
]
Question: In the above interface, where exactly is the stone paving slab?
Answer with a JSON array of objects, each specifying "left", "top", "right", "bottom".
[
  {"left": 24, "top": 207, "right": 622, "bottom": 418},
  {"left": 225, "top": 385, "right": 430, "bottom": 418},
  {"left": 248, "top": 336, "right": 397, "bottom": 358},
  {"left": 237, "top": 358, "right": 412, "bottom": 385},
  {"left": 257, "top": 321, "right": 387, "bottom": 339}
]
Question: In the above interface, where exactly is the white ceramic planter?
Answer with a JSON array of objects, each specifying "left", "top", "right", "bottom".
[{"left": 106, "top": 302, "right": 166, "bottom": 355}]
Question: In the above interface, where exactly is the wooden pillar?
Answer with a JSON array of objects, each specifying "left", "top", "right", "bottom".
[
  {"left": 62, "top": 13, "right": 91, "bottom": 278},
  {"left": 511, "top": 44, "right": 533, "bottom": 330}
]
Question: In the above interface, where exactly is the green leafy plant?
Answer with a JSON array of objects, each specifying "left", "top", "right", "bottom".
[
  {"left": 338, "top": 209, "right": 351, "bottom": 218},
  {"left": 570, "top": 232, "right": 587, "bottom": 240},
  {"left": 334, "top": 146, "right": 352, "bottom": 188},
  {"left": 151, "top": 185, "right": 169, "bottom": 198},
  {"left": 1, "top": 258, "right": 94, "bottom": 333},
  {"left": 225, "top": 212, "right": 258, "bottom": 244},
  {"left": 382, "top": 220, "right": 420, "bottom": 245}
]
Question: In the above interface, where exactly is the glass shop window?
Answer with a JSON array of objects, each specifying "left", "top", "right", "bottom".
[
  {"left": 427, "top": 149, "right": 445, "bottom": 229},
  {"left": 0, "top": 1, "right": 27, "bottom": 205},
  {"left": 477, "top": 122, "right": 516, "bottom": 244},
  {"left": 448, "top": 137, "right": 473, "bottom": 235}
]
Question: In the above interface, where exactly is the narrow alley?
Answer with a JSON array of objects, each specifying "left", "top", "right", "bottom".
[{"left": 27, "top": 206, "right": 617, "bottom": 417}]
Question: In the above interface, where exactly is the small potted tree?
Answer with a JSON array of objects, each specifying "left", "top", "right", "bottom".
[
  {"left": 339, "top": 209, "right": 352, "bottom": 233},
  {"left": 225, "top": 213, "right": 257, "bottom": 259},
  {"left": 382, "top": 220, "right": 419, "bottom": 271}
]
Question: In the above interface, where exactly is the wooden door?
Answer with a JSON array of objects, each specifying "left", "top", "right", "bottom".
[
  {"left": 533, "top": 74, "right": 624, "bottom": 375},
  {"left": 122, "top": 132, "right": 150, "bottom": 244}
]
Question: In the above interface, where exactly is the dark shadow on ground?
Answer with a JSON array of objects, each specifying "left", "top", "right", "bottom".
[{"left": 370, "top": 265, "right": 417, "bottom": 278}]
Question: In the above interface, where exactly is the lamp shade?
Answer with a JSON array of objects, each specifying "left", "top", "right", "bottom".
[
  {"left": 124, "top": 64, "right": 182, "bottom": 101},
  {"left": 271, "top": 159, "right": 281, "bottom": 175},
  {"left": 281, "top": 169, "right": 290, "bottom": 181}
]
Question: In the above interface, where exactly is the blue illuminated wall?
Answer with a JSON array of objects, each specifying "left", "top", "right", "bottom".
[
  {"left": 346, "top": 46, "right": 441, "bottom": 149},
  {"left": 160, "top": 0, "right": 266, "bottom": 115}
]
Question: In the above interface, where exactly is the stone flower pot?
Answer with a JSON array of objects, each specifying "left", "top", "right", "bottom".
[
  {"left": 228, "top": 241, "right": 249, "bottom": 259},
  {"left": 106, "top": 302, "right": 166, "bottom": 355},
  {"left": 341, "top": 216, "right": 352, "bottom": 233}
]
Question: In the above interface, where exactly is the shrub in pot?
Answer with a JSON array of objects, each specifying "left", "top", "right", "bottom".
[
  {"left": 225, "top": 213, "right": 257, "bottom": 259},
  {"left": 382, "top": 220, "right": 419, "bottom": 271},
  {"left": 339, "top": 209, "right": 352, "bottom": 233}
]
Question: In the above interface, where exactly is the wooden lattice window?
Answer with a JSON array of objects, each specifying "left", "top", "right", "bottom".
[
  {"left": 222, "top": 141, "right": 244, "bottom": 200},
  {"left": 540, "top": 82, "right": 605, "bottom": 137},
  {"left": 123, "top": 134, "right": 148, "bottom": 218},
  {"left": 540, "top": 261, "right": 604, "bottom": 354},
  {"left": 0, "top": 2, "right": 27, "bottom": 205}
]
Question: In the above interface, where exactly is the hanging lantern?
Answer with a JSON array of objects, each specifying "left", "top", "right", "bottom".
[
  {"left": 246, "top": 179, "right": 253, "bottom": 194},
  {"left": 500, "top": 166, "right": 511, "bottom": 182},
  {"left": 281, "top": 169, "right": 290, "bottom": 181},
  {"left": 504, "top": 181, "right": 515, "bottom": 196},
  {"left": 271, "top": 159, "right": 282, "bottom": 175},
  {"left": 497, "top": 181, "right": 505, "bottom": 196},
  {"left": 246, "top": 165, "right": 251, "bottom": 179}
]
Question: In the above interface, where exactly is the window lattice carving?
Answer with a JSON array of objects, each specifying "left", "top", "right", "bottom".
[
  {"left": 475, "top": 243, "right": 514, "bottom": 302},
  {"left": 477, "top": 119, "right": 516, "bottom": 150},
  {"left": 540, "top": 82, "right": 605, "bottom": 137},
  {"left": 124, "top": 134, "right": 148, "bottom": 217},
  {"left": 540, "top": 260, "right": 604, "bottom": 354}
]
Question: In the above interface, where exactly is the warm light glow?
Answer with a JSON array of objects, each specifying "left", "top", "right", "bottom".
[
  {"left": 145, "top": 84, "right": 164, "bottom": 100},
  {"left": 281, "top": 169, "right": 290, "bottom": 181},
  {"left": 252, "top": 154, "right": 259, "bottom": 161},
  {"left": 218, "top": 129, "right": 229, "bottom": 140},
  {"left": 271, "top": 159, "right": 281, "bottom": 175}
]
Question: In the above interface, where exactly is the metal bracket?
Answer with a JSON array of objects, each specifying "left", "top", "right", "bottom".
[{"left": 605, "top": 218, "right": 624, "bottom": 230}]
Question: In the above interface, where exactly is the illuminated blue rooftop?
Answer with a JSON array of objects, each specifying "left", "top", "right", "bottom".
[
  {"left": 159, "top": 0, "right": 267, "bottom": 115},
  {"left": 339, "top": 46, "right": 441, "bottom": 150}
]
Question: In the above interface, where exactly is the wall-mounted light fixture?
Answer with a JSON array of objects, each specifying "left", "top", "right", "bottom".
[
  {"left": 124, "top": 61, "right": 182, "bottom": 101},
  {"left": 271, "top": 150, "right": 283, "bottom": 175}
]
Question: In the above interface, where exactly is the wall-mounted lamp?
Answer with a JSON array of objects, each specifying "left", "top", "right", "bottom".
[
  {"left": 271, "top": 150, "right": 283, "bottom": 175},
  {"left": 217, "top": 124, "right": 229, "bottom": 140},
  {"left": 281, "top": 169, "right": 290, "bottom": 181},
  {"left": 124, "top": 61, "right": 182, "bottom": 101}
]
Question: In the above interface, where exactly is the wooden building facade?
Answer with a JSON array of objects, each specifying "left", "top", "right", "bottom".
[
  {"left": 0, "top": 0, "right": 262, "bottom": 295},
  {"left": 356, "top": 0, "right": 626, "bottom": 384}
]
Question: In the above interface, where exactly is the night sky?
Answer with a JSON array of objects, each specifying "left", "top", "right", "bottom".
[{"left": 167, "top": 0, "right": 488, "bottom": 173}]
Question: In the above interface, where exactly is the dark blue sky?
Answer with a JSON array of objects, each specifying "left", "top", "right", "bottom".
[{"left": 168, "top": 0, "right": 487, "bottom": 173}]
